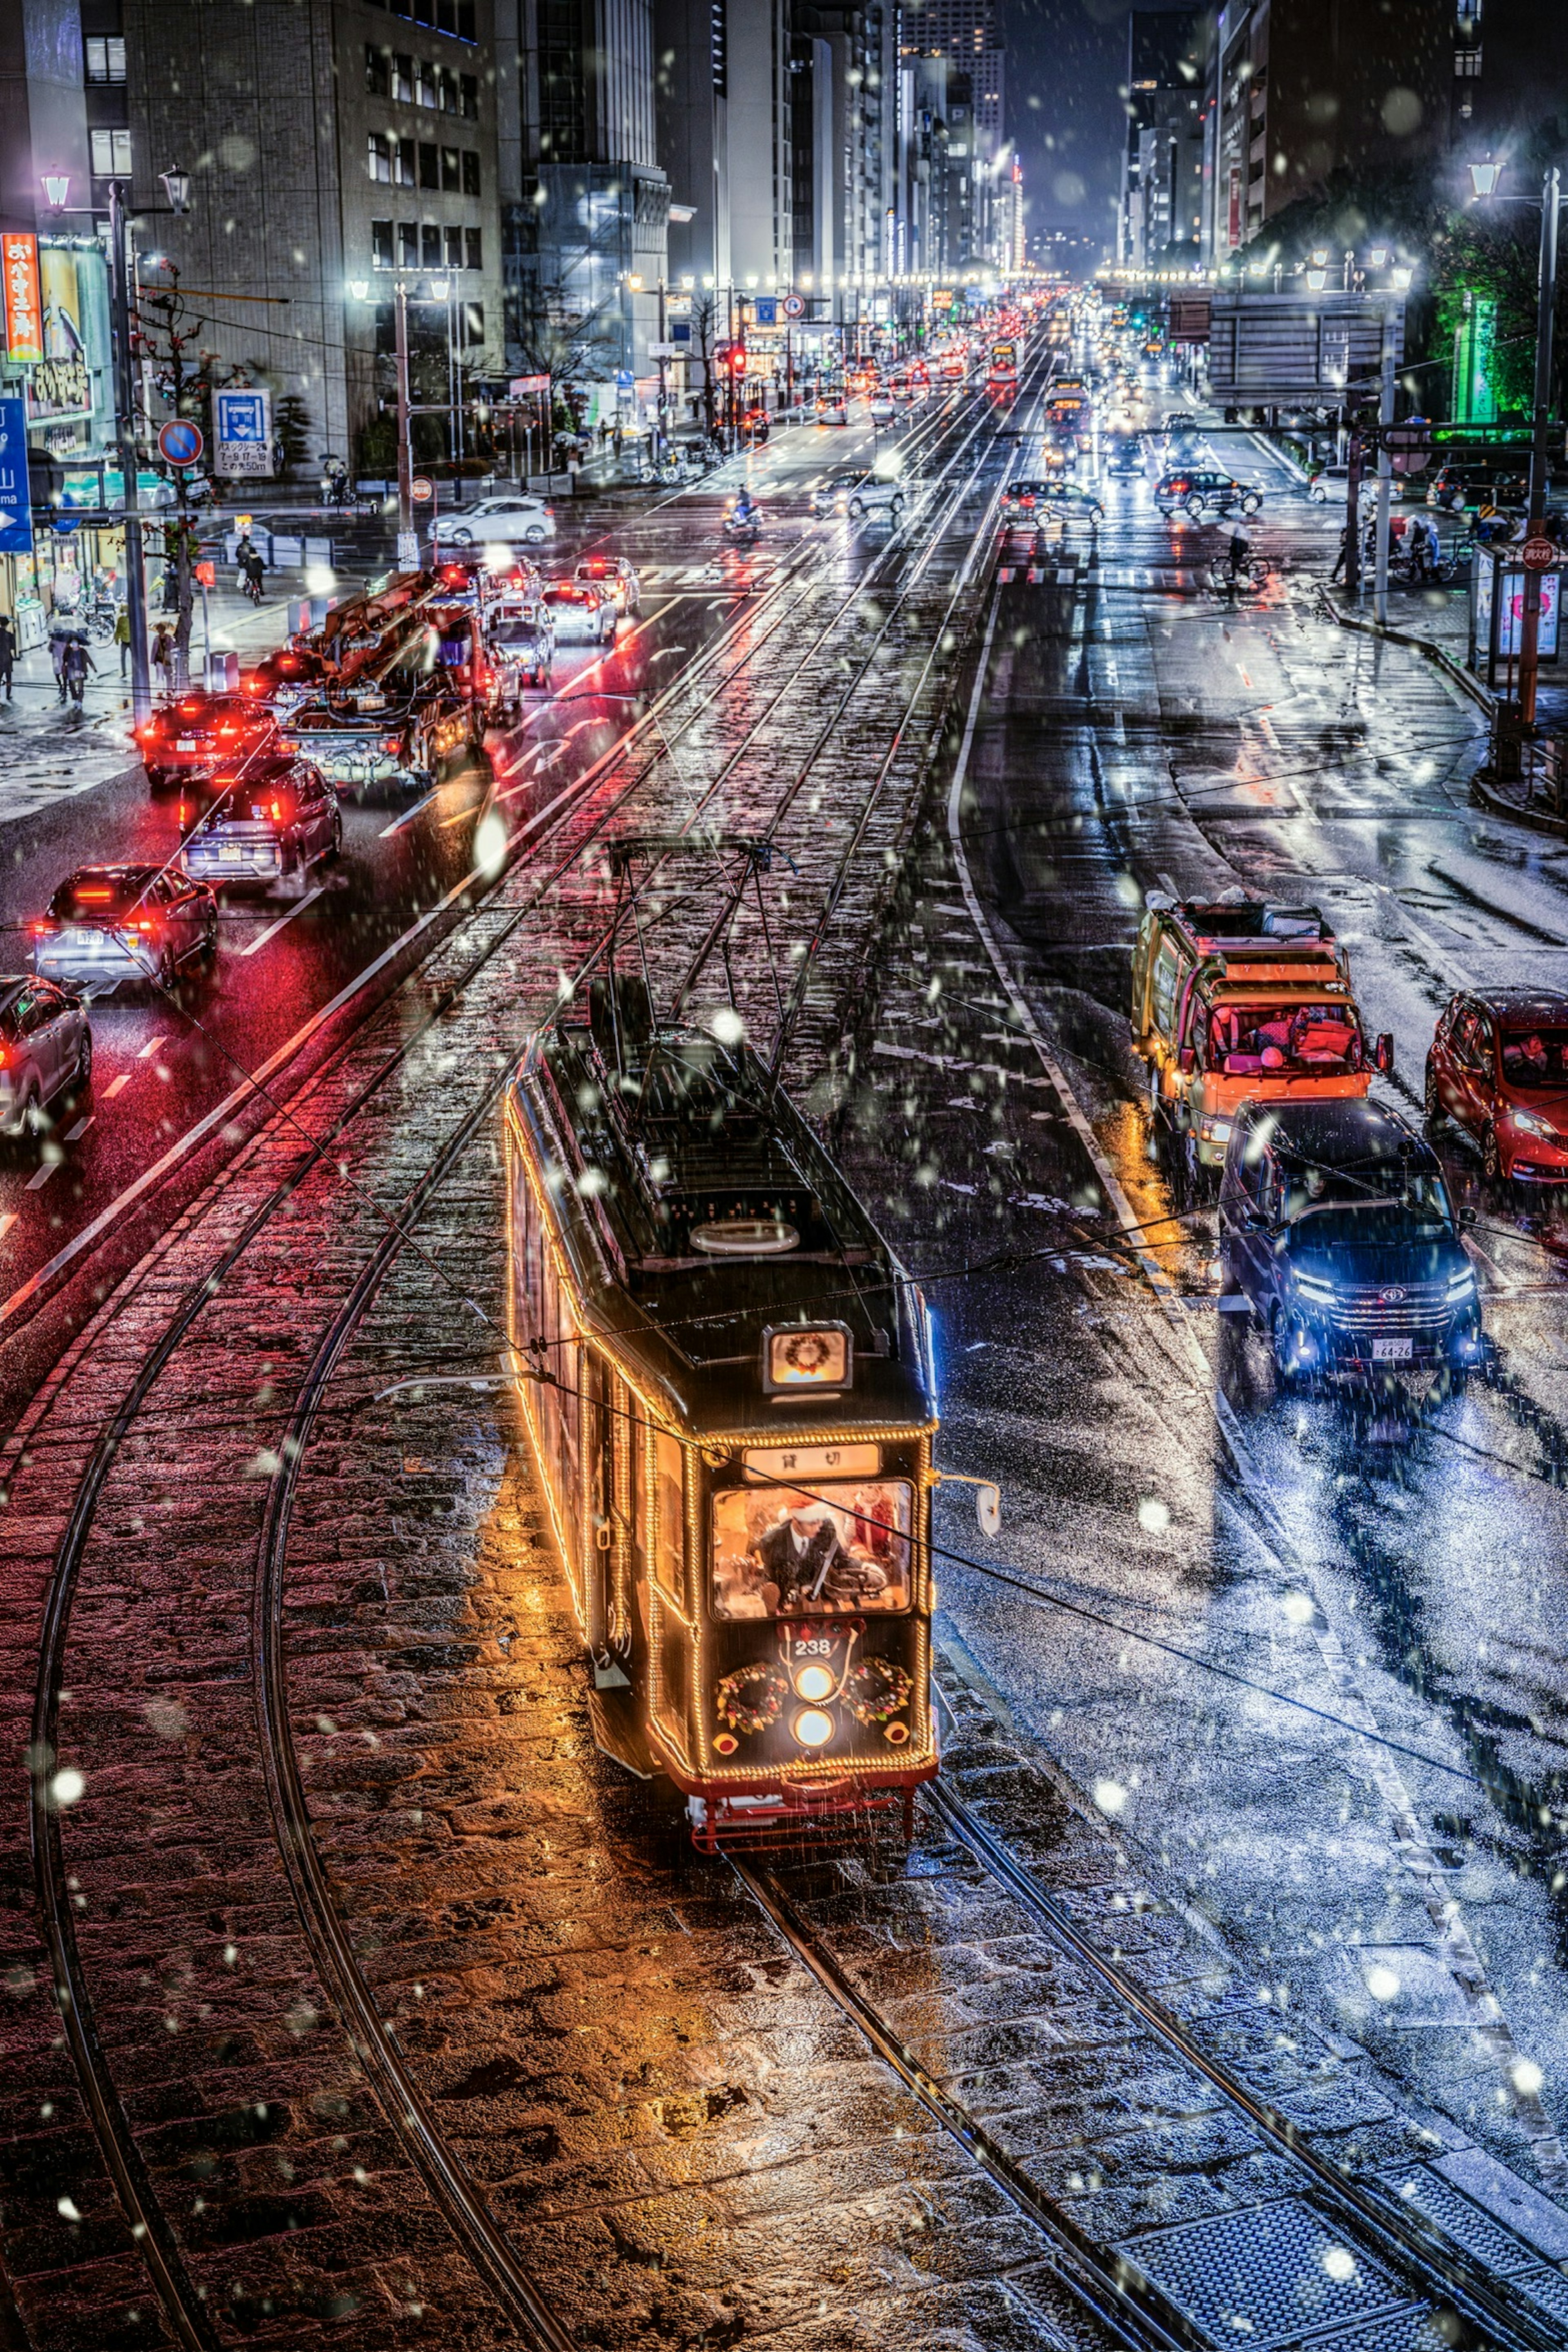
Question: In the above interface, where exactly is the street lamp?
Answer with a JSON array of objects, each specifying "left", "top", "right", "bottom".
[
  {"left": 160, "top": 167, "right": 192, "bottom": 215},
  {"left": 42, "top": 174, "right": 70, "bottom": 209},
  {"left": 1469, "top": 154, "right": 1562, "bottom": 754}
]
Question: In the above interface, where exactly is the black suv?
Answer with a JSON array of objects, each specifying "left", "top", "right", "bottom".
[
  {"left": 1219, "top": 1098, "right": 1484, "bottom": 1388},
  {"left": 1156, "top": 468, "right": 1262, "bottom": 519}
]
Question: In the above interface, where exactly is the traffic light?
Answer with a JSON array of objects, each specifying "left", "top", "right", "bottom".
[{"left": 718, "top": 343, "right": 747, "bottom": 376}]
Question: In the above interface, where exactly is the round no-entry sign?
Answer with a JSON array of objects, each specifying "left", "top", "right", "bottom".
[
  {"left": 1521, "top": 536, "right": 1558, "bottom": 570},
  {"left": 158, "top": 418, "right": 204, "bottom": 467},
  {"left": 411, "top": 475, "right": 433, "bottom": 503}
]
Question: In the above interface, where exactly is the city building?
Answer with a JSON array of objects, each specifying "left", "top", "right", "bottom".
[
  {"left": 900, "top": 0, "right": 1005, "bottom": 264},
  {"left": 1118, "top": 8, "right": 1205, "bottom": 273},
  {"left": 497, "top": 0, "right": 670, "bottom": 407},
  {"left": 1203, "top": 0, "right": 1451, "bottom": 265},
  {"left": 122, "top": 0, "right": 505, "bottom": 471}
]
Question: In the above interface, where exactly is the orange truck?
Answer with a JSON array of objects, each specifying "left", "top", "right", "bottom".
[{"left": 1130, "top": 894, "right": 1393, "bottom": 1175}]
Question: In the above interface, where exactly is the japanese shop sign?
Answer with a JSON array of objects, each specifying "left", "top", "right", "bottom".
[{"left": 3, "top": 235, "right": 43, "bottom": 363}]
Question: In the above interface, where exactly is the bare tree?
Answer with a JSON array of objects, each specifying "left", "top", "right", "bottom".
[{"left": 133, "top": 268, "right": 239, "bottom": 688}]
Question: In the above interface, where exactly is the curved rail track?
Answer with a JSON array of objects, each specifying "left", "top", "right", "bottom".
[{"left": 6, "top": 356, "right": 1044, "bottom": 2350}]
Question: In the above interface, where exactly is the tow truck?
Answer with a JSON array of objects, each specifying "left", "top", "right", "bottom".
[
  {"left": 279, "top": 568, "right": 481, "bottom": 792},
  {"left": 1130, "top": 893, "right": 1392, "bottom": 1180}
]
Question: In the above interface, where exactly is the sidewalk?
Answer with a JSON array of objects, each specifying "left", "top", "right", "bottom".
[
  {"left": 1321, "top": 572, "right": 1568, "bottom": 835},
  {"left": 0, "top": 584, "right": 300, "bottom": 828}
]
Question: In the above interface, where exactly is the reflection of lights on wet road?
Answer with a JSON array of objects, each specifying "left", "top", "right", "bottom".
[{"left": 473, "top": 809, "right": 508, "bottom": 876}]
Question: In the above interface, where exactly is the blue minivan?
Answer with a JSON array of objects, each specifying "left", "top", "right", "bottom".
[{"left": 1219, "top": 1098, "right": 1485, "bottom": 1388}]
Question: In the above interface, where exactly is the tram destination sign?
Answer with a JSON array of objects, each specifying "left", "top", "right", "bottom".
[{"left": 742, "top": 1442, "right": 882, "bottom": 1483}]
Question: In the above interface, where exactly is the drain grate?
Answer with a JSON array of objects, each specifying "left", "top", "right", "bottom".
[
  {"left": 1384, "top": 2167, "right": 1538, "bottom": 2276},
  {"left": 1121, "top": 2197, "right": 1412, "bottom": 2349},
  {"left": 1275, "top": 2314, "right": 1461, "bottom": 2352},
  {"left": 1512, "top": 2266, "right": 1568, "bottom": 2324}
]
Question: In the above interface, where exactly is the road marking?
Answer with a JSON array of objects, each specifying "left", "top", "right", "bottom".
[
  {"left": 25, "top": 1159, "right": 57, "bottom": 1191},
  {"left": 63, "top": 1116, "right": 93, "bottom": 1142},
  {"left": 136, "top": 1035, "right": 164, "bottom": 1059},
  {"left": 238, "top": 886, "right": 325, "bottom": 957},
  {"left": 379, "top": 786, "right": 444, "bottom": 838},
  {"left": 1371, "top": 880, "right": 1480, "bottom": 993},
  {"left": 104, "top": 1072, "right": 131, "bottom": 1099},
  {"left": 0, "top": 1213, "right": 14, "bottom": 1242}
]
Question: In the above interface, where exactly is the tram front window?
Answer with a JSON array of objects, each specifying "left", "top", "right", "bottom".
[{"left": 712, "top": 1482, "right": 912, "bottom": 1619}]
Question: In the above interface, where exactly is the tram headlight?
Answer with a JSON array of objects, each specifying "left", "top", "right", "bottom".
[
  {"left": 791, "top": 1707, "right": 836, "bottom": 1749},
  {"left": 793, "top": 1664, "right": 837, "bottom": 1703}
]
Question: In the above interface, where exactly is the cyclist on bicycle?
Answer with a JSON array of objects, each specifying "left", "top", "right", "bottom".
[{"left": 1225, "top": 523, "right": 1253, "bottom": 588}]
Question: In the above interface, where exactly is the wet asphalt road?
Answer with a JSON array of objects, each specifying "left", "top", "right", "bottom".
[
  {"left": 902, "top": 387, "right": 1568, "bottom": 2199},
  {"left": 0, "top": 411, "right": 940, "bottom": 1425}
]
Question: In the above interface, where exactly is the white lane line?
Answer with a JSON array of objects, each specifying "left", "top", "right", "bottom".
[
  {"left": 379, "top": 786, "right": 443, "bottom": 838},
  {"left": 238, "top": 886, "right": 325, "bottom": 958},
  {"left": 104, "top": 1072, "right": 131, "bottom": 1099},
  {"left": 136, "top": 1035, "right": 164, "bottom": 1060},
  {"left": 1371, "top": 880, "right": 1480, "bottom": 993},
  {"left": 946, "top": 596, "right": 1568, "bottom": 2181},
  {"left": 63, "top": 1116, "right": 93, "bottom": 1143},
  {"left": 0, "top": 1212, "right": 15, "bottom": 1242}
]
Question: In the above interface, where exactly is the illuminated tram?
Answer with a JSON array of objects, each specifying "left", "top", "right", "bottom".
[
  {"left": 987, "top": 339, "right": 1019, "bottom": 393},
  {"left": 504, "top": 975, "right": 940, "bottom": 1849}
]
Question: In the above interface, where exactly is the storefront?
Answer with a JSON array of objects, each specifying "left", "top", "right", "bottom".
[{"left": 1, "top": 232, "right": 120, "bottom": 641}]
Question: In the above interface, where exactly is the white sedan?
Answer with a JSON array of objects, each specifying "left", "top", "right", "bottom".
[{"left": 432, "top": 495, "right": 556, "bottom": 549}]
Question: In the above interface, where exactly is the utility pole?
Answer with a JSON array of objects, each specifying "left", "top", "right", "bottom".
[
  {"left": 1518, "top": 166, "right": 1561, "bottom": 731},
  {"left": 394, "top": 280, "right": 418, "bottom": 570},
  {"left": 108, "top": 180, "right": 151, "bottom": 724},
  {"left": 1373, "top": 303, "right": 1396, "bottom": 628}
]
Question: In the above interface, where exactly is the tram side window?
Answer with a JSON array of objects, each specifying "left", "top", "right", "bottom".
[{"left": 648, "top": 1427, "right": 685, "bottom": 1610}]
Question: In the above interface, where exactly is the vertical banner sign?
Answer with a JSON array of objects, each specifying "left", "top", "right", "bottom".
[
  {"left": 0, "top": 396, "right": 34, "bottom": 555},
  {"left": 1452, "top": 292, "right": 1497, "bottom": 426},
  {"left": 3, "top": 234, "right": 43, "bottom": 362},
  {"left": 213, "top": 386, "right": 274, "bottom": 477}
]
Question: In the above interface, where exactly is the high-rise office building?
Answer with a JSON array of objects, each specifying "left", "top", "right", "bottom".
[
  {"left": 497, "top": 0, "right": 670, "bottom": 384},
  {"left": 900, "top": 0, "right": 1004, "bottom": 261},
  {"left": 123, "top": 0, "right": 505, "bottom": 468}
]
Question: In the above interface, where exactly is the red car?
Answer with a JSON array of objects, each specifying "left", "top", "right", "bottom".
[
  {"left": 136, "top": 692, "right": 285, "bottom": 795},
  {"left": 1425, "top": 989, "right": 1568, "bottom": 1185}
]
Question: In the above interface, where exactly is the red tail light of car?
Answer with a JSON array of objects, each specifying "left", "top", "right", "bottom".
[
  {"left": 384, "top": 735, "right": 402, "bottom": 753},
  {"left": 31, "top": 920, "right": 56, "bottom": 937}
]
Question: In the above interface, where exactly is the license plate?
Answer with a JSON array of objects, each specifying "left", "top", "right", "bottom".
[
  {"left": 176, "top": 737, "right": 197, "bottom": 751},
  {"left": 1372, "top": 1336, "right": 1413, "bottom": 1362},
  {"left": 218, "top": 846, "right": 245, "bottom": 864}
]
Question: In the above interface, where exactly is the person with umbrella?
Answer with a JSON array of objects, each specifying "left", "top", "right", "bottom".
[{"left": 61, "top": 632, "right": 96, "bottom": 710}]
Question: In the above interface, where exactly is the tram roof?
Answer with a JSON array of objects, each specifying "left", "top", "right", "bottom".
[{"left": 512, "top": 1020, "right": 937, "bottom": 1441}]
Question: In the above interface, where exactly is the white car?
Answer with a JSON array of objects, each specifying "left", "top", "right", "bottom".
[
  {"left": 542, "top": 581, "right": 617, "bottom": 644},
  {"left": 868, "top": 395, "right": 898, "bottom": 425},
  {"left": 433, "top": 495, "right": 555, "bottom": 549}
]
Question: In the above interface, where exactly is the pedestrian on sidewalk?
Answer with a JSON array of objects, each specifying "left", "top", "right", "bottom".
[
  {"left": 151, "top": 623, "right": 175, "bottom": 691},
  {"left": 1330, "top": 522, "right": 1352, "bottom": 585},
  {"left": 62, "top": 634, "right": 95, "bottom": 710},
  {"left": 49, "top": 623, "right": 73, "bottom": 700},
  {"left": 113, "top": 603, "right": 132, "bottom": 676},
  {"left": 0, "top": 612, "right": 14, "bottom": 702}
]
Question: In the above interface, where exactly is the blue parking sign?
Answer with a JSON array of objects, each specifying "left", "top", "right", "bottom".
[
  {"left": 216, "top": 389, "right": 266, "bottom": 442},
  {"left": 754, "top": 296, "right": 777, "bottom": 326},
  {"left": 0, "top": 397, "right": 33, "bottom": 557}
]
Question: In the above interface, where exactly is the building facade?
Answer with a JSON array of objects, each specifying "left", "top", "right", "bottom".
[
  {"left": 1203, "top": 0, "right": 1451, "bottom": 265},
  {"left": 1119, "top": 8, "right": 1205, "bottom": 272},
  {"left": 499, "top": 0, "right": 669, "bottom": 395}
]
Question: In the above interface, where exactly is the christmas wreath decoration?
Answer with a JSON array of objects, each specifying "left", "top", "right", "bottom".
[
  {"left": 715, "top": 1663, "right": 788, "bottom": 1735},
  {"left": 845, "top": 1657, "right": 914, "bottom": 1726}
]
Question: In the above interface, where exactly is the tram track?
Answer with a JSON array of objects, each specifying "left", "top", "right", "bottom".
[
  {"left": 1, "top": 355, "right": 1038, "bottom": 2349},
  {"left": 733, "top": 1766, "right": 1566, "bottom": 2352}
]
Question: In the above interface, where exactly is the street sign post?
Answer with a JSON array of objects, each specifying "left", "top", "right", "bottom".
[
  {"left": 213, "top": 387, "right": 272, "bottom": 478},
  {"left": 1522, "top": 536, "right": 1558, "bottom": 570},
  {"left": 0, "top": 395, "right": 33, "bottom": 557},
  {"left": 410, "top": 476, "right": 433, "bottom": 503}
]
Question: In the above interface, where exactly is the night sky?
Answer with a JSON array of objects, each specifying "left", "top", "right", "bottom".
[{"left": 1005, "top": 0, "right": 1154, "bottom": 255}]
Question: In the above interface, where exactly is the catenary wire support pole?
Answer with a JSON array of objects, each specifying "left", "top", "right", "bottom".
[
  {"left": 1373, "top": 300, "right": 1396, "bottom": 628},
  {"left": 108, "top": 178, "right": 151, "bottom": 726},
  {"left": 1519, "top": 165, "right": 1561, "bottom": 731},
  {"left": 394, "top": 280, "right": 418, "bottom": 570}
]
